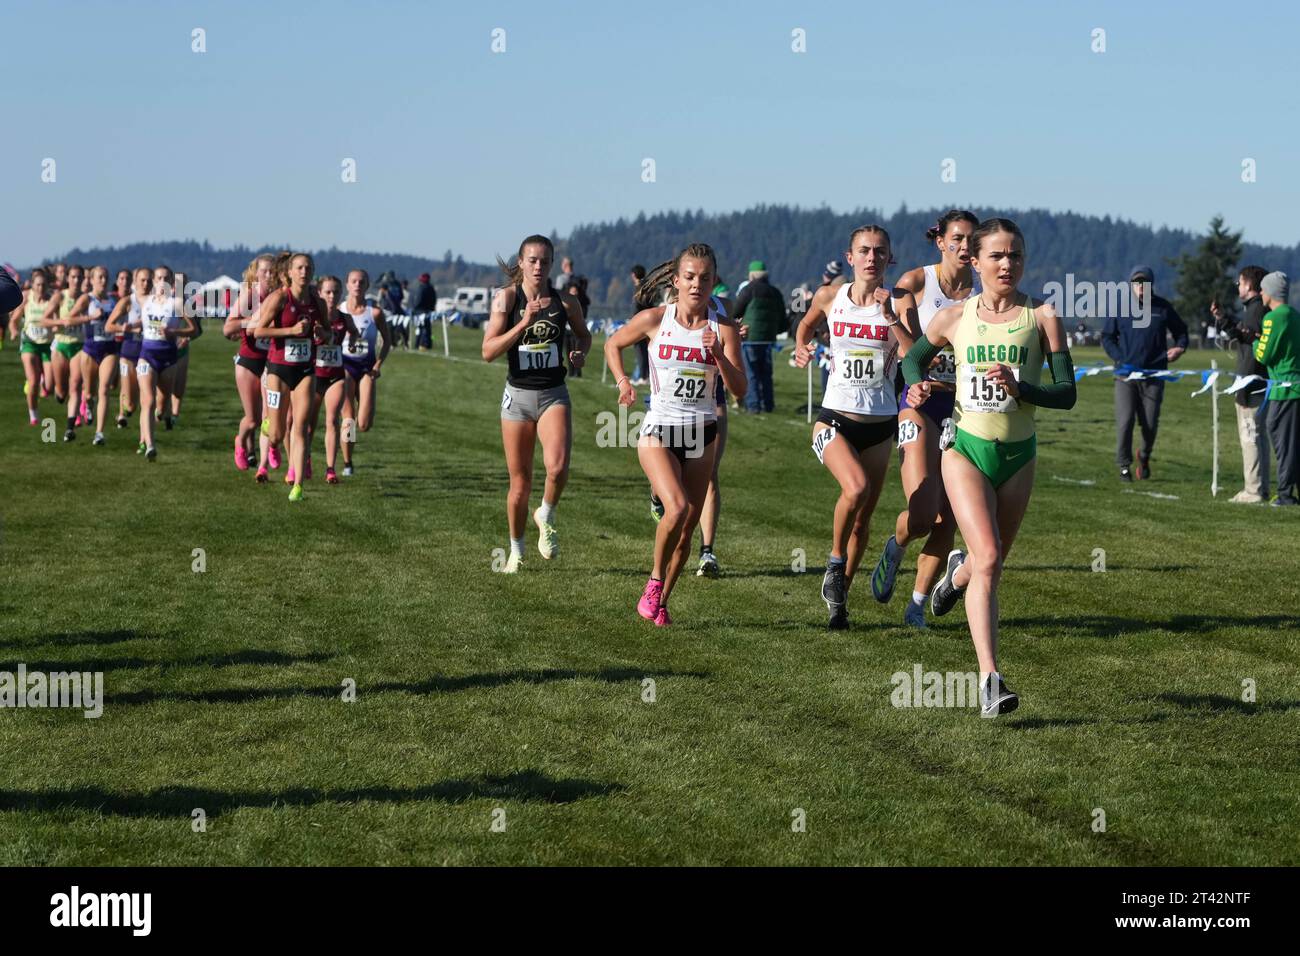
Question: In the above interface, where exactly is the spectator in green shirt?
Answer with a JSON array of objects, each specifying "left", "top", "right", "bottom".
[{"left": 1255, "top": 271, "right": 1300, "bottom": 505}]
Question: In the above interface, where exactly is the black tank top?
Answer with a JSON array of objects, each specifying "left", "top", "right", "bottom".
[{"left": 506, "top": 283, "right": 568, "bottom": 389}]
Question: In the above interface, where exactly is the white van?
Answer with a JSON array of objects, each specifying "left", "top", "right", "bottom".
[{"left": 453, "top": 287, "right": 494, "bottom": 324}]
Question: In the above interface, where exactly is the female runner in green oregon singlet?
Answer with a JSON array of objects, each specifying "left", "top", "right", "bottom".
[{"left": 902, "top": 218, "right": 1077, "bottom": 717}]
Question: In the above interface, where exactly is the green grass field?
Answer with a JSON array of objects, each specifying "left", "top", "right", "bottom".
[{"left": 1, "top": 327, "right": 1296, "bottom": 866}]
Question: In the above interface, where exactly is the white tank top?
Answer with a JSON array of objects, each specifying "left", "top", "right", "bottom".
[
  {"left": 124, "top": 292, "right": 144, "bottom": 335},
  {"left": 917, "top": 264, "right": 977, "bottom": 384},
  {"left": 644, "top": 303, "right": 720, "bottom": 428},
  {"left": 343, "top": 303, "right": 378, "bottom": 358},
  {"left": 141, "top": 294, "right": 179, "bottom": 343},
  {"left": 822, "top": 283, "right": 897, "bottom": 417}
]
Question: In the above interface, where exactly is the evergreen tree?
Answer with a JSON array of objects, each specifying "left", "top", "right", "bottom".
[{"left": 1169, "top": 216, "right": 1243, "bottom": 333}]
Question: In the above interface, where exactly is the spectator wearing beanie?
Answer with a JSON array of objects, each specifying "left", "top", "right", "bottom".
[{"left": 1256, "top": 271, "right": 1300, "bottom": 505}]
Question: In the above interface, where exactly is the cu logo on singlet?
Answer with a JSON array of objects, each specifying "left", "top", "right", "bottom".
[{"left": 526, "top": 319, "right": 559, "bottom": 342}]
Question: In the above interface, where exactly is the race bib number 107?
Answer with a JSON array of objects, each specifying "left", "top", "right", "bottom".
[{"left": 519, "top": 343, "right": 558, "bottom": 370}]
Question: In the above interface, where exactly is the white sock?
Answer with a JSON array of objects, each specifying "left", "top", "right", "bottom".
[
  {"left": 911, "top": 590, "right": 926, "bottom": 606},
  {"left": 510, "top": 537, "right": 525, "bottom": 558},
  {"left": 537, "top": 500, "right": 556, "bottom": 524}
]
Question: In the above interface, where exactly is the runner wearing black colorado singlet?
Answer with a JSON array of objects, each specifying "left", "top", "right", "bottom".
[{"left": 482, "top": 234, "right": 592, "bottom": 573}]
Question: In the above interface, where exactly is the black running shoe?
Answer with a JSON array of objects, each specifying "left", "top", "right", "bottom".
[
  {"left": 63, "top": 428, "right": 76, "bottom": 442},
  {"left": 1119, "top": 466, "right": 1133, "bottom": 482},
  {"left": 164, "top": 416, "right": 174, "bottom": 431},
  {"left": 827, "top": 603, "right": 849, "bottom": 630},
  {"left": 116, "top": 415, "right": 128, "bottom": 429},
  {"left": 822, "top": 563, "right": 847, "bottom": 609},
  {"left": 930, "top": 549, "right": 967, "bottom": 617},
  {"left": 980, "top": 674, "right": 1019, "bottom": 718}
]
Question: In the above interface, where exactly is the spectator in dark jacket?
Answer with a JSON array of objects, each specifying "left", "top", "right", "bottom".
[
  {"left": 730, "top": 259, "right": 784, "bottom": 412},
  {"left": 630, "top": 264, "right": 648, "bottom": 384},
  {"left": 1213, "top": 265, "right": 1270, "bottom": 502},
  {"left": 411, "top": 272, "right": 438, "bottom": 350},
  {"left": 1101, "top": 265, "right": 1189, "bottom": 480},
  {"left": 560, "top": 273, "right": 589, "bottom": 377}
]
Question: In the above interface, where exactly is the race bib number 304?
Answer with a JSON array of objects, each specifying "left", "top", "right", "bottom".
[
  {"left": 960, "top": 365, "right": 1020, "bottom": 414},
  {"left": 838, "top": 348, "right": 886, "bottom": 389},
  {"left": 519, "top": 342, "right": 558, "bottom": 371}
]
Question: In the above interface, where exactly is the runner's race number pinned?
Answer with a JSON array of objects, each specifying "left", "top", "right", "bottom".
[{"left": 961, "top": 365, "right": 1019, "bottom": 413}]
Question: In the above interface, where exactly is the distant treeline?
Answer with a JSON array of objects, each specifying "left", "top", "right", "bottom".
[{"left": 31, "top": 205, "right": 1300, "bottom": 321}]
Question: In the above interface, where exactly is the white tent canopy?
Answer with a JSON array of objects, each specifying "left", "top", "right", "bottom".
[{"left": 202, "top": 274, "right": 241, "bottom": 292}]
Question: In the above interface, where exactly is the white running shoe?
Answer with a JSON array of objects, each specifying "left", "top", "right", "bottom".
[{"left": 502, "top": 552, "right": 523, "bottom": 574}]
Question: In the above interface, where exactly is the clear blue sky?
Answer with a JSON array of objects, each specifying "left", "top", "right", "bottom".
[{"left": 3, "top": 0, "right": 1296, "bottom": 266}]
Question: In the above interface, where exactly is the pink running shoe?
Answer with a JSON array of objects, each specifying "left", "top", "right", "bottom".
[
  {"left": 79, "top": 399, "right": 90, "bottom": 422},
  {"left": 255, "top": 466, "right": 269, "bottom": 484},
  {"left": 235, "top": 446, "right": 250, "bottom": 471},
  {"left": 268, "top": 445, "right": 281, "bottom": 470},
  {"left": 637, "top": 578, "right": 663, "bottom": 621},
  {"left": 285, "top": 468, "right": 296, "bottom": 485},
  {"left": 654, "top": 606, "right": 672, "bottom": 627}
]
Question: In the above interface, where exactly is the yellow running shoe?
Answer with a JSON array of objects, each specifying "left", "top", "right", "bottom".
[
  {"left": 288, "top": 483, "right": 303, "bottom": 502},
  {"left": 533, "top": 508, "right": 558, "bottom": 559}
]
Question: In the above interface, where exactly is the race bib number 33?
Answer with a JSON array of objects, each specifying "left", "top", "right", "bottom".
[
  {"left": 961, "top": 365, "right": 1020, "bottom": 413},
  {"left": 930, "top": 348, "right": 957, "bottom": 383}
]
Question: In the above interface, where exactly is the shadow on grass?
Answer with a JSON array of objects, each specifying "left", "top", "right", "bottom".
[
  {"left": 0, "top": 650, "right": 332, "bottom": 674},
  {"left": 0, "top": 629, "right": 151, "bottom": 651},
  {"left": 0, "top": 770, "right": 623, "bottom": 819},
  {"left": 108, "top": 666, "right": 708, "bottom": 706},
  {"left": 1001, "top": 614, "right": 1300, "bottom": 639},
  {"left": 600, "top": 566, "right": 832, "bottom": 580},
  {"left": 1006, "top": 716, "right": 1098, "bottom": 729},
  {"left": 1005, "top": 564, "right": 1194, "bottom": 573},
  {"left": 1157, "top": 693, "right": 1300, "bottom": 714}
]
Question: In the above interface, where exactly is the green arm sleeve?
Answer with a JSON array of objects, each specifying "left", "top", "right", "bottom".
[
  {"left": 902, "top": 336, "right": 941, "bottom": 386},
  {"left": 1017, "top": 351, "right": 1077, "bottom": 409}
]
